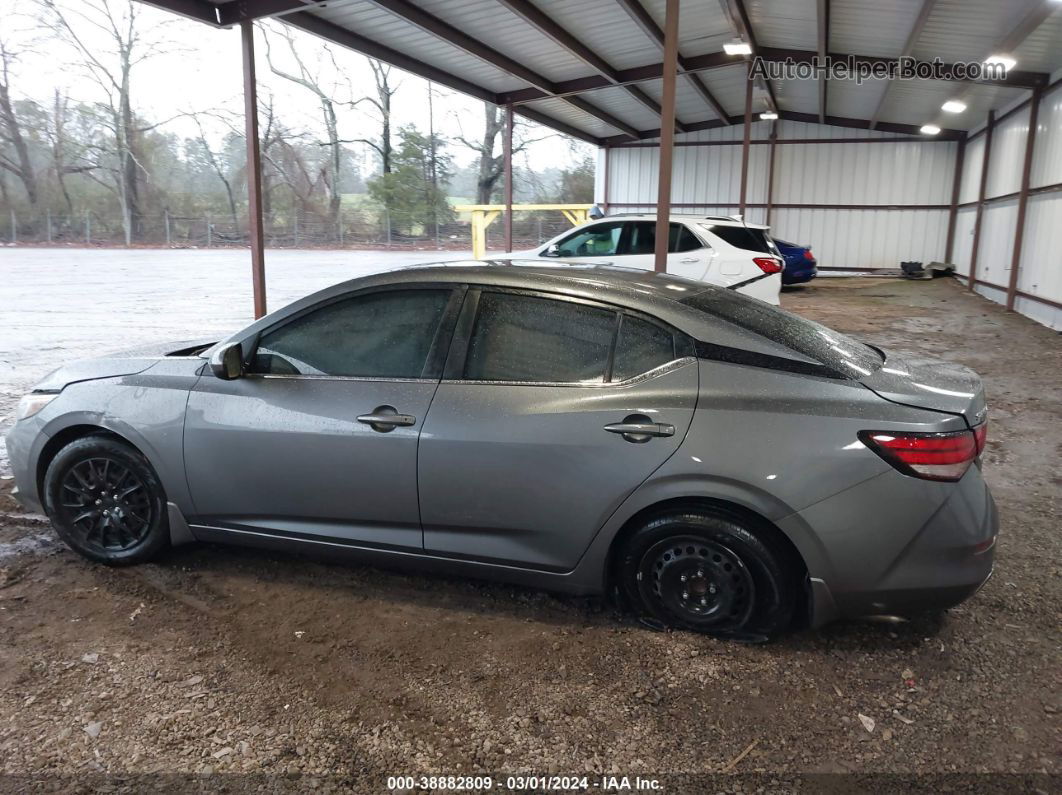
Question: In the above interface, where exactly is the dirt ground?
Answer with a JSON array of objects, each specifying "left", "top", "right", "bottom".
[{"left": 0, "top": 276, "right": 1058, "bottom": 792}]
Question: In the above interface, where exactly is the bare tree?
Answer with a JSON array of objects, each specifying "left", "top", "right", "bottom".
[
  {"left": 190, "top": 111, "right": 239, "bottom": 230},
  {"left": 357, "top": 59, "right": 397, "bottom": 175},
  {"left": 263, "top": 24, "right": 347, "bottom": 226},
  {"left": 0, "top": 33, "right": 39, "bottom": 205},
  {"left": 36, "top": 0, "right": 175, "bottom": 243},
  {"left": 455, "top": 102, "right": 553, "bottom": 204},
  {"left": 42, "top": 90, "right": 99, "bottom": 217}
]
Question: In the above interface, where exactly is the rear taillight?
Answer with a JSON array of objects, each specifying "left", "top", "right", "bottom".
[
  {"left": 859, "top": 429, "right": 978, "bottom": 482},
  {"left": 803, "top": 249, "right": 815, "bottom": 261},
  {"left": 753, "top": 257, "right": 783, "bottom": 274},
  {"left": 973, "top": 420, "right": 988, "bottom": 455}
]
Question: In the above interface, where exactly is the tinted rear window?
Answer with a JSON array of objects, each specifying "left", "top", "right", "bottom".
[
  {"left": 680, "top": 289, "right": 883, "bottom": 377},
  {"left": 700, "top": 224, "right": 773, "bottom": 253}
]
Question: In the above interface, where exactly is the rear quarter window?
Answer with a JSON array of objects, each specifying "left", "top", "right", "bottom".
[
  {"left": 701, "top": 224, "right": 773, "bottom": 253},
  {"left": 680, "top": 289, "right": 883, "bottom": 378}
]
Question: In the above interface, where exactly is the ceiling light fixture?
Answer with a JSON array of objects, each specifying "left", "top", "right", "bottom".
[
  {"left": 760, "top": 111, "right": 778, "bottom": 120},
  {"left": 941, "top": 100, "right": 967, "bottom": 113},
  {"left": 724, "top": 39, "right": 753, "bottom": 55},
  {"left": 984, "top": 54, "right": 1017, "bottom": 71},
  {"left": 920, "top": 124, "right": 941, "bottom": 135}
]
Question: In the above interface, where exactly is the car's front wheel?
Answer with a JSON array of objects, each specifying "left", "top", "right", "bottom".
[
  {"left": 618, "top": 511, "right": 797, "bottom": 639},
  {"left": 43, "top": 435, "right": 169, "bottom": 565}
]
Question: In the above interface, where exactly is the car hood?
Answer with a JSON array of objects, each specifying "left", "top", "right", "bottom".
[
  {"left": 860, "top": 352, "right": 987, "bottom": 425},
  {"left": 34, "top": 338, "right": 216, "bottom": 392}
]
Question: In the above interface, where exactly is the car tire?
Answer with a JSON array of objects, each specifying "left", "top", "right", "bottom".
[
  {"left": 618, "top": 512, "right": 797, "bottom": 639},
  {"left": 43, "top": 435, "right": 169, "bottom": 566}
]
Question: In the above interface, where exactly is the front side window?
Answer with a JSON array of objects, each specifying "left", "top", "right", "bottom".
[
  {"left": 547, "top": 221, "right": 623, "bottom": 258},
  {"left": 251, "top": 289, "right": 451, "bottom": 378},
  {"left": 464, "top": 292, "right": 617, "bottom": 383},
  {"left": 612, "top": 315, "right": 678, "bottom": 381}
]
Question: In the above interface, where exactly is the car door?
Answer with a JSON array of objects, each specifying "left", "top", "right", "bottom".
[
  {"left": 183, "top": 286, "right": 462, "bottom": 550},
  {"left": 418, "top": 288, "right": 699, "bottom": 571},
  {"left": 621, "top": 221, "right": 715, "bottom": 280}
]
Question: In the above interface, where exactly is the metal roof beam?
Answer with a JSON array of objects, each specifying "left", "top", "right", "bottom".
[
  {"left": 816, "top": 0, "right": 830, "bottom": 123},
  {"left": 218, "top": 1, "right": 323, "bottom": 26},
  {"left": 282, "top": 12, "right": 604, "bottom": 144},
  {"left": 722, "top": 0, "right": 778, "bottom": 112},
  {"left": 364, "top": 0, "right": 639, "bottom": 139},
  {"left": 616, "top": 0, "right": 731, "bottom": 123},
  {"left": 137, "top": 0, "right": 221, "bottom": 25},
  {"left": 868, "top": 0, "right": 940, "bottom": 129},
  {"left": 493, "top": 0, "right": 687, "bottom": 133}
]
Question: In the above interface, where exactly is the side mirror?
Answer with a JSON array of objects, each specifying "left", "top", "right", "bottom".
[
  {"left": 543, "top": 244, "right": 561, "bottom": 258},
  {"left": 210, "top": 342, "right": 244, "bottom": 380}
]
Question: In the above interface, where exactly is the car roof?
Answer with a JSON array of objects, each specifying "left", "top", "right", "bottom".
[
  {"left": 601, "top": 214, "right": 770, "bottom": 230},
  {"left": 390, "top": 259, "right": 715, "bottom": 302}
]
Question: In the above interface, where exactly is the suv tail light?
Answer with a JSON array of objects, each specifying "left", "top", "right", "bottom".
[
  {"left": 859, "top": 429, "right": 979, "bottom": 482},
  {"left": 803, "top": 249, "right": 815, "bottom": 261},
  {"left": 753, "top": 257, "right": 783, "bottom": 274}
]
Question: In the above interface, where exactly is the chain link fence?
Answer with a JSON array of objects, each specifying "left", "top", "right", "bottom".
[{"left": 0, "top": 207, "right": 575, "bottom": 251}]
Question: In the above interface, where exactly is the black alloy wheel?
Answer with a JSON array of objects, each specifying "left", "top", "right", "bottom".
[{"left": 44, "top": 436, "right": 170, "bottom": 565}]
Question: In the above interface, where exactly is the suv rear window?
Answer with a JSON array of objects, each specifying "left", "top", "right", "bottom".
[
  {"left": 700, "top": 223, "right": 773, "bottom": 253},
  {"left": 680, "top": 289, "right": 883, "bottom": 378}
]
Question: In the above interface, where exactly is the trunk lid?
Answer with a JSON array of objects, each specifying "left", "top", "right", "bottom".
[{"left": 860, "top": 351, "right": 987, "bottom": 426}]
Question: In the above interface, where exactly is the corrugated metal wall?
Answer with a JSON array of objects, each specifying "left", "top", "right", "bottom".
[
  {"left": 597, "top": 90, "right": 1062, "bottom": 329},
  {"left": 598, "top": 119, "right": 956, "bottom": 269},
  {"left": 952, "top": 78, "right": 1062, "bottom": 329}
]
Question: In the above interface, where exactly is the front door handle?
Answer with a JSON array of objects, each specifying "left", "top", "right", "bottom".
[
  {"left": 357, "top": 405, "right": 416, "bottom": 433},
  {"left": 604, "top": 414, "right": 675, "bottom": 444}
]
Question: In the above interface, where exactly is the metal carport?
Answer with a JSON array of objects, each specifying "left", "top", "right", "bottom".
[{"left": 138, "top": 0, "right": 1061, "bottom": 319}]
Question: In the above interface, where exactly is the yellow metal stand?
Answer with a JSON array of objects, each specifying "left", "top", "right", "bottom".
[{"left": 455, "top": 204, "right": 594, "bottom": 258}]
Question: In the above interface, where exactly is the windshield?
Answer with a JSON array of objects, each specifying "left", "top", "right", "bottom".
[{"left": 680, "top": 289, "right": 884, "bottom": 377}]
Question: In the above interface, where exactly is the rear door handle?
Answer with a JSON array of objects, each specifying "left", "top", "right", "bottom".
[
  {"left": 357, "top": 405, "right": 416, "bottom": 432},
  {"left": 680, "top": 257, "right": 700, "bottom": 264},
  {"left": 604, "top": 416, "right": 675, "bottom": 443}
]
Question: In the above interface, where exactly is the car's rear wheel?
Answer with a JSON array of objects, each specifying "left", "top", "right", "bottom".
[
  {"left": 43, "top": 436, "right": 169, "bottom": 565},
  {"left": 618, "top": 511, "right": 797, "bottom": 639}
]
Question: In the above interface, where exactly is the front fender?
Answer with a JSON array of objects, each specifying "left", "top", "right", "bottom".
[{"left": 33, "top": 360, "right": 201, "bottom": 517}]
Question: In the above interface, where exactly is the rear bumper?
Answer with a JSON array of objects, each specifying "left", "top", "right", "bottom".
[
  {"left": 800, "top": 469, "right": 999, "bottom": 627},
  {"left": 782, "top": 266, "right": 817, "bottom": 285}
]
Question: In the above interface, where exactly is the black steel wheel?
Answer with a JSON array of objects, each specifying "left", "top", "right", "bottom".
[
  {"left": 44, "top": 436, "right": 169, "bottom": 565},
  {"left": 618, "top": 511, "right": 797, "bottom": 639}
]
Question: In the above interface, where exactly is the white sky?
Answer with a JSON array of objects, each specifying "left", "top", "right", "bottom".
[{"left": 1, "top": 0, "right": 594, "bottom": 173}]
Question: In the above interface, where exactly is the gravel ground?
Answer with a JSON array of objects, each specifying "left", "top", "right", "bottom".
[{"left": 0, "top": 254, "right": 1059, "bottom": 792}]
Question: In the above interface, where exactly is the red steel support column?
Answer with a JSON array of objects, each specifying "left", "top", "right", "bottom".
[
  {"left": 1006, "top": 87, "right": 1042, "bottom": 312},
  {"left": 967, "top": 110, "right": 995, "bottom": 292},
  {"left": 653, "top": 0, "right": 679, "bottom": 273},
  {"left": 503, "top": 103, "right": 514, "bottom": 253},
  {"left": 765, "top": 121, "right": 778, "bottom": 226},
  {"left": 602, "top": 144, "right": 611, "bottom": 213},
  {"left": 241, "top": 20, "right": 267, "bottom": 319},
  {"left": 739, "top": 61, "right": 754, "bottom": 215},
  {"left": 943, "top": 136, "right": 967, "bottom": 265}
]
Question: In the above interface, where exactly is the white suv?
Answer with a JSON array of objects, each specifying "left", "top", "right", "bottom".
[{"left": 523, "top": 214, "right": 784, "bottom": 305}]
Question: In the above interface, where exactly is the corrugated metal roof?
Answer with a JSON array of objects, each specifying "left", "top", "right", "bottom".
[
  {"left": 153, "top": 0, "right": 1062, "bottom": 143},
  {"left": 745, "top": 0, "right": 817, "bottom": 50}
]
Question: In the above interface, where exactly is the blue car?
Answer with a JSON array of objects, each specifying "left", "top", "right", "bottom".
[{"left": 775, "top": 239, "right": 818, "bottom": 285}]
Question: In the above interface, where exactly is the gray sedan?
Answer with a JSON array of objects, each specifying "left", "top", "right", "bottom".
[{"left": 6, "top": 262, "right": 997, "bottom": 638}]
